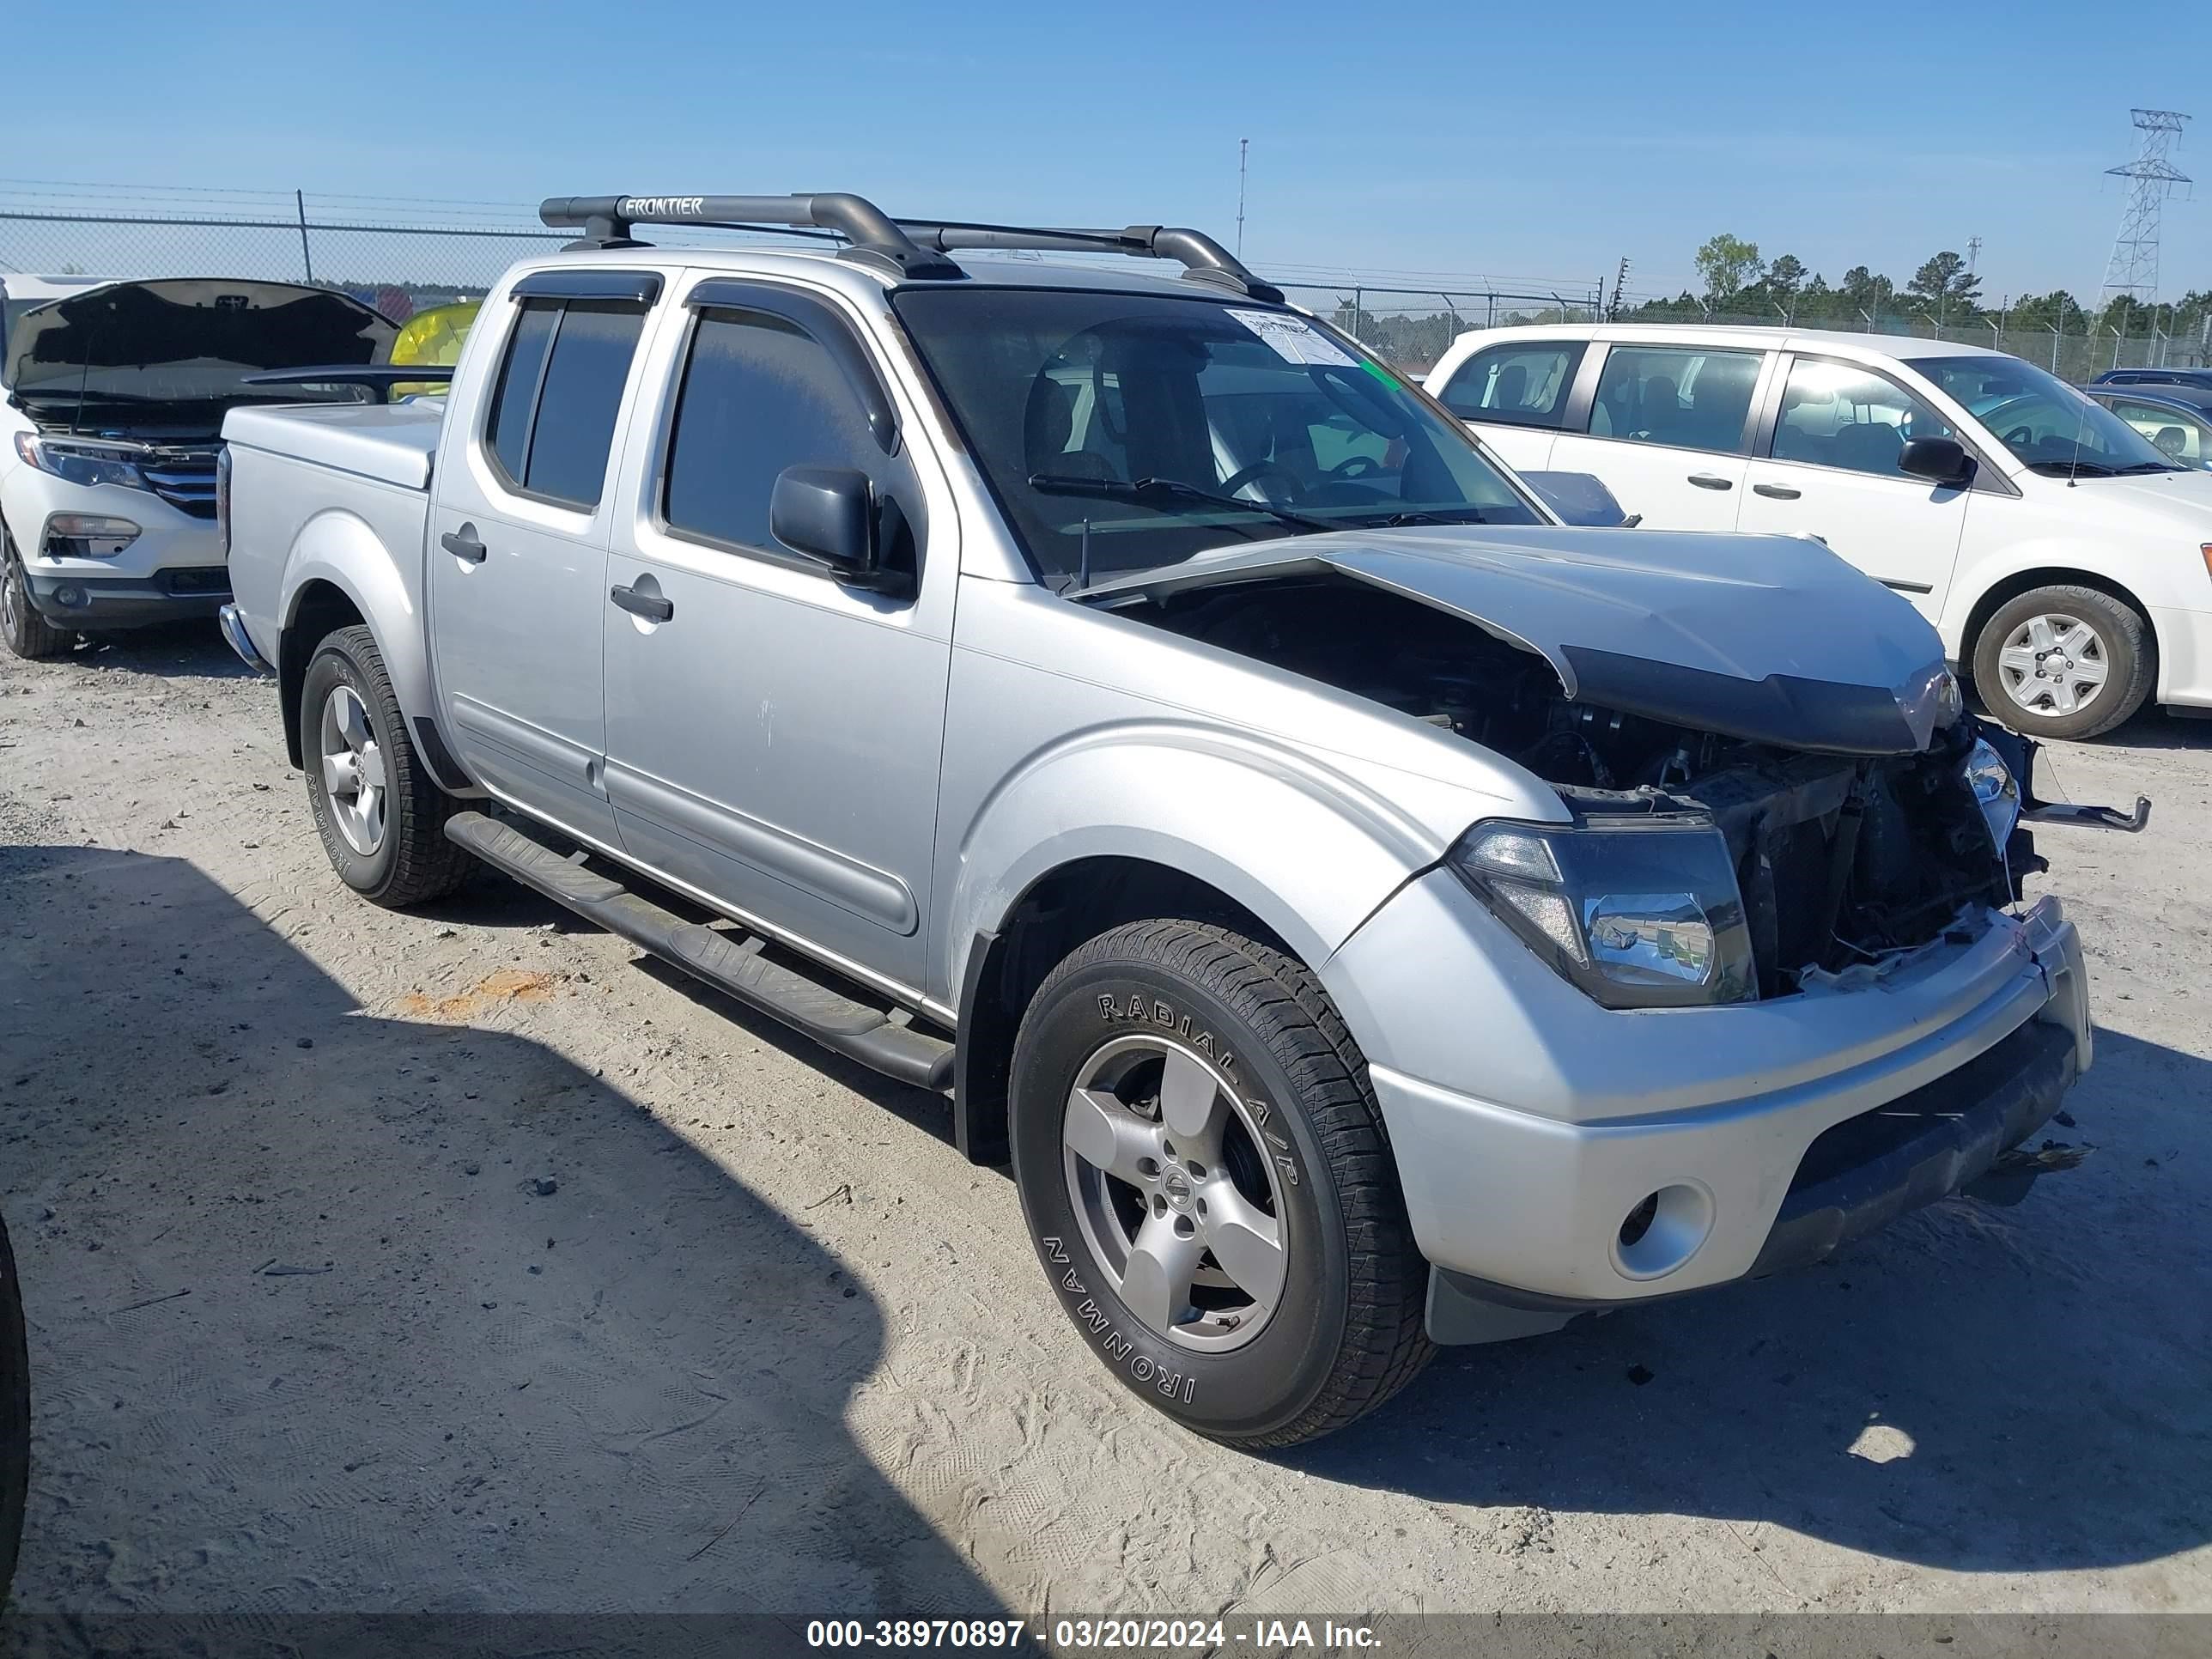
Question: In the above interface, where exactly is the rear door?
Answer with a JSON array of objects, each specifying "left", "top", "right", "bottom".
[
  {"left": 599, "top": 276, "right": 952, "bottom": 992},
  {"left": 1430, "top": 338, "right": 1585, "bottom": 473},
  {"left": 428, "top": 270, "right": 659, "bottom": 843},
  {"left": 1735, "top": 353, "right": 1972, "bottom": 620},
  {"left": 1547, "top": 341, "right": 1771, "bottom": 530}
]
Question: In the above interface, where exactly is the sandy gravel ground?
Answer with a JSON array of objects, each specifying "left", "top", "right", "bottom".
[{"left": 1, "top": 624, "right": 2207, "bottom": 1626}]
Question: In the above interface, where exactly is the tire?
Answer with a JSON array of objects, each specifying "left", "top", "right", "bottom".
[
  {"left": 0, "top": 1212, "right": 27, "bottom": 1611},
  {"left": 1009, "top": 920, "right": 1432, "bottom": 1448},
  {"left": 2, "top": 535, "right": 72, "bottom": 660},
  {"left": 1971, "top": 584, "right": 2154, "bottom": 741},
  {"left": 301, "top": 624, "right": 471, "bottom": 907}
]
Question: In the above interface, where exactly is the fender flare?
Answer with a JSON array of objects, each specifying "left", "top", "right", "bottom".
[
  {"left": 276, "top": 508, "right": 442, "bottom": 772},
  {"left": 940, "top": 720, "right": 1454, "bottom": 1006}
]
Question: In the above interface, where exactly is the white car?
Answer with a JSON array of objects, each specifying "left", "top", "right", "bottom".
[
  {"left": 1, "top": 275, "right": 394, "bottom": 659},
  {"left": 1425, "top": 324, "right": 2212, "bottom": 738}
]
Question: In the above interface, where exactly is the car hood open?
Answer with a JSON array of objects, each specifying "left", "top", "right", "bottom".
[
  {"left": 6, "top": 278, "right": 395, "bottom": 394},
  {"left": 1078, "top": 525, "right": 1956, "bottom": 755}
]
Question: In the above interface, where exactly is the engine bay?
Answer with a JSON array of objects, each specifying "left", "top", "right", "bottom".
[{"left": 1128, "top": 576, "right": 2023, "bottom": 996}]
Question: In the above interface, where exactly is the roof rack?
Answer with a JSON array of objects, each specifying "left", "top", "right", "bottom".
[{"left": 537, "top": 194, "right": 1283, "bottom": 302}]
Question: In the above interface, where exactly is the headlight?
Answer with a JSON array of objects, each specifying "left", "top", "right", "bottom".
[
  {"left": 1449, "top": 817, "right": 1757, "bottom": 1008},
  {"left": 1962, "top": 738, "right": 2021, "bottom": 849},
  {"left": 12, "top": 432, "right": 146, "bottom": 491}
]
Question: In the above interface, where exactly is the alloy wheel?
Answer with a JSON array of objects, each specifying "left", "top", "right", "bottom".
[
  {"left": 1060, "top": 1032, "right": 1288, "bottom": 1353},
  {"left": 318, "top": 684, "right": 389, "bottom": 856}
]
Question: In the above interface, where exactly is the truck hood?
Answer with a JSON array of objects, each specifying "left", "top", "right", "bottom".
[
  {"left": 6, "top": 278, "right": 395, "bottom": 396},
  {"left": 1079, "top": 525, "right": 1956, "bottom": 755}
]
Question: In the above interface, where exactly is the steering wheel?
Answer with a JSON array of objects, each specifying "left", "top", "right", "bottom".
[
  {"left": 1324, "top": 454, "right": 1385, "bottom": 482},
  {"left": 1218, "top": 459, "right": 1306, "bottom": 501},
  {"left": 2004, "top": 424, "right": 2035, "bottom": 447}
]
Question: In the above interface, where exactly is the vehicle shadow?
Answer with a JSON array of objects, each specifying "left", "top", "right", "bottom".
[
  {"left": 0, "top": 843, "right": 1019, "bottom": 1624},
  {"left": 1288, "top": 1024, "right": 2212, "bottom": 1574},
  {"left": 46, "top": 622, "right": 252, "bottom": 679}
]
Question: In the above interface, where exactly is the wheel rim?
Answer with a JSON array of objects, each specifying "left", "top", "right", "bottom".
[
  {"left": 1996, "top": 612, "right": 2110, "bottom": 720},
  {"left": 318, "top": 684, "right": 388, "bottom": 856},
  {"left": 1, "top": 555, "right": 22, "bottom": 639},
  {"left": 1060, "top": 1032, "right": 1288, "bottom": 1354}
]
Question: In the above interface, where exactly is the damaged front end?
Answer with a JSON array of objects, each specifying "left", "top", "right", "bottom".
[{"left": 1112, "top": 559, "right": 2142, "bottom": 1004}]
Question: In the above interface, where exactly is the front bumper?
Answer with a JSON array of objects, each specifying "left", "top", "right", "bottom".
[
  {"left": 1325, "top": 873, "right": 2089, "bottom": 1317},
  {"left": 23, "top": 566, "right": 230, "bottom": 629}
]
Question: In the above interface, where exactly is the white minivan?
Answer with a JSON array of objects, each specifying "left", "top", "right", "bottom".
[{"left": 1425, "top": 324, "right": 2212, "bottom": 738}]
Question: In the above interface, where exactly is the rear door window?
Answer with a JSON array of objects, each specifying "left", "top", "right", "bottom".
[
  {"left": 1437, "top": 342, "right": 1585, "bottom": 427},
  {"left": 483, "top": 298, "right": 647, "bottom": 508},
  {"left": 1587, "top": 343, "right": 1764, "bottom": 453}
]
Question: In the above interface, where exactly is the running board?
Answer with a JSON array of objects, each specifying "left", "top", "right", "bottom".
[{"left": 444, "top": 811, "right": 954, "bottom": 1091}]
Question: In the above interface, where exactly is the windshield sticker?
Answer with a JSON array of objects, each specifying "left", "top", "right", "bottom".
[{"left": 1229, "top": 308, "right": 1359, "bottom": 368}]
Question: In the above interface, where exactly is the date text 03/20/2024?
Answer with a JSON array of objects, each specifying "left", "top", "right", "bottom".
[{"left": 805, "top": 1618, "right": 1381, "bottom": 1650}]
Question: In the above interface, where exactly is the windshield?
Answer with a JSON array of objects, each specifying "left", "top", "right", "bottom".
[
  {"left": 891, "top": 287, "right": 1543, "bottom": 583},
  {"left": 1919, "top": 356, "right": 2179, "bottom": 476}
]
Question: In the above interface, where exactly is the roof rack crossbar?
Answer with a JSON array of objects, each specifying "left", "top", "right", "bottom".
[{"left": 538, "top": 195, "right": 1282, "bottom": 301}]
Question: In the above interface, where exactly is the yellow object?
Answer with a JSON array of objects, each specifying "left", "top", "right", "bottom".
[{"left": 387, "top": 301, "right": 481, "bottom": 398}]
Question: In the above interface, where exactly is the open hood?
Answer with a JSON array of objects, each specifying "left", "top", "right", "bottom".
[
  {"left": 1079, "top": 526, "right": 1956, "bottom": 755},
  {"left": 6, "top": 278, "right": 396, "bottom": 395}
]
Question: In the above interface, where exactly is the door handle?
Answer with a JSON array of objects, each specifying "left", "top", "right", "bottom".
[
  {"left": 610, "top": 583, "right": 673, "bottom": 623},
  {"left": 441, "top": 525, "right": 487, "bottom": 564},
  {"left": 1687, "top": 473, "right": 1734, "bottom": 490},
  {"left": 1753, "top": 483, "right": 1803, "bottom": 500}
]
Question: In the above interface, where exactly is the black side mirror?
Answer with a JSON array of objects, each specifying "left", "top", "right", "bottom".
[
  {"left": 1898, "top": 436, "right": 1972, "bottom": 486},
  {"left": 769, "top": 465, "right": 883, "bottom": 586}
]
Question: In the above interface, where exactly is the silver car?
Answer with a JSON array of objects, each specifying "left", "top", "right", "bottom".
[{"left": 216, "top": 193, "right": 2125, "bottom": 1447}]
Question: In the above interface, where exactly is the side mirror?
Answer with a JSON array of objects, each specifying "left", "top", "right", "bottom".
[
  {"left": 769, "top": 465, "right": 882, "bottom": 585},
  {"left": 1898, "top": 436, "right": 1972, "bottom": 486},
  {"left": 1520, "top": 470, "right": 1632, "bottom": 527}
]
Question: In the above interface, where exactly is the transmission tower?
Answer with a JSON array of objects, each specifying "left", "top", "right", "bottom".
[{"left": 2100, "top": 108, "right": 2191, "bottom": 302}]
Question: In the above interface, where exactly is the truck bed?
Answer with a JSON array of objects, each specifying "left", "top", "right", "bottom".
[{"left": 222, "top": 401, "right": 445, "bottom": 490}]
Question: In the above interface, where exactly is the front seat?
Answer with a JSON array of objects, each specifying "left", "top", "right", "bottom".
[
  {"left": 1492, "top": 362, "right": 1529, "bottom": 413},
  {"left": 1686, "top": 359, "right": 1756, "bottom": 449}
]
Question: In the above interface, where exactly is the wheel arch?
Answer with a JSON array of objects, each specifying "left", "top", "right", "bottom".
[
  {"left": 1951, "top": 564, "right": 2157, "bottom": 685},
  {"left": 941, "top": 729, "right": 1450, "bottom": 1165},
  {"left": 276, "top": 510, "right": 438, "bottom": 775}
]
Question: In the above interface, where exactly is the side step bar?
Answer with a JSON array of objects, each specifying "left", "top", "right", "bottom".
[{"left": 445, "top": 811, "right": 954, "bottom": 1091}]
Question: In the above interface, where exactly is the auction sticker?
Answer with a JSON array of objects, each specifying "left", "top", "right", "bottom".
[{"left": 1229, "top": 308, "right": 1358, "bottom": 368}]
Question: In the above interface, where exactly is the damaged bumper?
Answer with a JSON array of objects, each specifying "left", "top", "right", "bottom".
[{"left": 1323, "top": 876, "right": 2089, "bottom": 1338}]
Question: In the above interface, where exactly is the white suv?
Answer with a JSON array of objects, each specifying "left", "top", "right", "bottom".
[{"left": 1425, "top": 325, "right": 2212, "bottom": 738}]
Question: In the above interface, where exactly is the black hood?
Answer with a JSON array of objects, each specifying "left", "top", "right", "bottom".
[{"left": 6, "top": 279, "right": 396, "bottom": 394}]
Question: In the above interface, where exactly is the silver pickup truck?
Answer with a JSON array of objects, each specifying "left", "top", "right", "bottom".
[{"left": 217, "top": 192, "right": 2137, "bottom": 1448}]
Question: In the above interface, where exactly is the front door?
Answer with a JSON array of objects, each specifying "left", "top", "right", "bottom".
[
  {"left": 1735, "top": 354, "right": 1971, "bottom": 621},
  {"left": 1547, "top": 342, "right": 1771, "bottom": 531},
  {"left": 429, "top": 283, "right": 656, "bottom": 843},
  {"left": 1430, "top": 338, "right": 1588, "bottom": 475},
  {"left": 599, "top": 280, "right": 951, "bottom": 993}
]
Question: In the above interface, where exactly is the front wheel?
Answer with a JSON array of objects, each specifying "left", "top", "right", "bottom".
[
  {"left": 2, "top": 536, "right": 72, "bottom": 660},
  {"left": 1972, "top": 584, "right": 2154, "bottom": 740},
  {"left": 301, "top": 625, "right": 472, "bottom": 907},
  {"left": 1009, "top": 920, "right": 1432, "bottom": 1448}
]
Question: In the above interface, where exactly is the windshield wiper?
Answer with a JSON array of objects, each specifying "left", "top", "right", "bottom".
[
  {"left": 2026, "top": 459, "right": 2120, "bottom": 477},
  {"left": 2114, "top": 459, "right": 2183, "bottom": 474},
  {"left": 1027, "top": 473, "right": 1338, "bottom": 535},
  {"left": 1365, "top": 507, "right": 1489, "bottom": 527}
]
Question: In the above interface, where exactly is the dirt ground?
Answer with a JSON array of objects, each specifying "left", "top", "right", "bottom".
[{"left": 1, "top": 623, "right": 2207, "bottom": 1626}]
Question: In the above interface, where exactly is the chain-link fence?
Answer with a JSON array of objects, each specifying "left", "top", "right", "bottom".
[
  {"left": 9, "top": 183, "right": 2200, "bottom": 388},
  {"left": 1273, "top": 283, "right": 1604, "bottom": 375},
  {"left": 1609, "top": 300, "right": 2212, "bottom": 384}
]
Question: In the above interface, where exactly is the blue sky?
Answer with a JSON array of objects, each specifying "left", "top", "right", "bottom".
[{"left": 9, "top": 3, "right": 2211, "bottom": 303}]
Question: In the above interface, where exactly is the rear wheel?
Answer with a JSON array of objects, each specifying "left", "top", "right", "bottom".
[
  {"left": 301, "top": 625, "right": 471, "bottom": 907},
  {"left": 1009, "top": 920, "right": 1432, "bottom": 1448},
  {"left": 2, "top": 535, "right": 72, "bottom": 660},
  {"left": 1972, "top": 584, "right": 2153, "bottom": 740}
]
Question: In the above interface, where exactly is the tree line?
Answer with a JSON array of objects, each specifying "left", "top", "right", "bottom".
[{"left": 1632, "top": 233, "right": 2212, "bottom": 342}]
